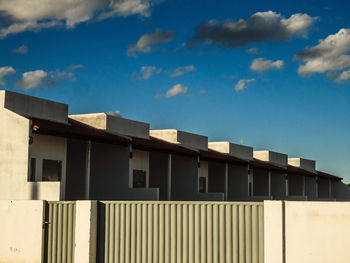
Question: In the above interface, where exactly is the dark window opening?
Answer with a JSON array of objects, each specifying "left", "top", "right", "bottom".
[
  {"left": 249, "top": 182, "right": 252, "bottom": 196},
  {"left": 29, "top": 158, "right": 36, "bottom": 182},
  {"left": 199, "top": 176, "right": 206, "bottom": 193},
  {"left": 133, "top": 170, "right": 146, "bottom": 188},
  {"left": 42, "top": 159, "right": 62, "bottom": 181}
]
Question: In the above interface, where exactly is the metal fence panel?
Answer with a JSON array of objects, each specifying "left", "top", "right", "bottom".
[
  {"left": 47, "top": 201, "right": 76, "bottom": 263},
  {"left": 102, "top": 201, "right": 264, "bottom": 263}
]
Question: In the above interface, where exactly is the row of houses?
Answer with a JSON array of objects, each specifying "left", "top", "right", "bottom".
[{"left": 1, "top": 90, "right": 350, "bottom": 201}]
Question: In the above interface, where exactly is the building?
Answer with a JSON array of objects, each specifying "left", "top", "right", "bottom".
[{"left": 1, "top": 90, "right": 349, "bottom": 201}]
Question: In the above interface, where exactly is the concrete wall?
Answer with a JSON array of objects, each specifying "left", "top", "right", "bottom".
[
  {"left": 286, "top": 202, "right": 350, "bottom": 263},
  {"left": 318, "top": 177, "right": 330, "bottom": 198},
  {"left": 208, "top": 161, "right": 225, "bottom": 193},
  {"left": 150, "top": 129, "right": 208, "bottom": 151},
  {"left": 66, "top": 139, "right": 88, "bottom": 200},
  {"left": 0, "top": 200, "right": 45, "bottom": 263},
  {"left": 149, "top": 152, "right": 169, "bottom": 201},
  {"left": 130, "top": 149, "right": 150, "bottom": 188},
  {"left": 208, "top": 141, "right": 253, "bottom": 160},
  {"left": 254, "top": 150, "right": 287, "bottom": 167},
  {"left": 332, "top": 181, "right": 350, "bottom": 201},
  {"left": 253, "top": 169, "right": 269, "bottom": 196},
  {"left": 171, "top": 154, "right": 223, "bottom": 201},
  {"left": 0, "top": 106, "right": 60, "bottom": 200},
  {"left": 1, "top": 90, "right": 68, "bottom": 124},
  {"left": 198, "top": 160, "right": 208, "bottom": 192},
  {"left": 70, "top": 113, "right": 149, "bottom": 139},
  {"left": 305, "top": 176, "right": 317, "bottom": 200},
  {"left": 288, "top": 158, "right": 316, "bottom": 173},
  {"left": 89, "top": 142, "right": 158, "bottom": 200},
  {"left": 287, "top": 174, "right": 303, "bottom": 196},
  {"left": 227, "top": 164, "right": 250, "bottom": 200},
  {"left": 265, "top": 201, "right": 350, "bottom": 263},
  {"left": 271, "top": 171, "right": 286, "bottom": 199},
  {"left": 30, "top": 134, "right": 67, "bottom": 198}
]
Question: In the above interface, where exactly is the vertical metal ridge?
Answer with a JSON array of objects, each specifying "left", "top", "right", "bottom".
[{"left": 99, "top": 201, "right": 264, "bottom": 263}]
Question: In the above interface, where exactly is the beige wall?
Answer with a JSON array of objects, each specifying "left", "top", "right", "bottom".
[
  {"left": 0, "top": 107, "right": 60, "bottom": 200},
  {"left": 285, "top": 201, "right": 350, "bottom": 263},
  {"left": 130, "top": 149, "right": 150, "bottom": 188},
  {"left": 265, "top": 201, "right": 350, "bottom": 263},
  {"left": 0, "top": 200, "right": 45, "bottom": 263}
]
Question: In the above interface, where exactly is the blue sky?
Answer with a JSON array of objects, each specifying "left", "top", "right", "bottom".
[{"left": 0, "top": 0, "right": 349, "bottom": 181}]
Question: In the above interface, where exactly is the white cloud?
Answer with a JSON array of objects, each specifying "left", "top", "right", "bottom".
[
  {"left": 107, "top": 110, "right": 121, "bottom": 117},
  {"left": 127, "top": 29, "right": 175, "bottom": 57},
  {"left": 0, "top": 66, "right": 16, "bottom": 86},
  {"left": 190, "top": 11, "right": 317, "bottom": 49},
  {"left": 250, "top": 58, "right": 284, "bottom": 72},
  {"left": 156, "top": 83, "right": 188, "bottom": 98},
  {"left": 136, "top": 66, "right": 161, "bottom": 80},
  {"left": 336, "top": 70, "right": 350, "bottom": 82},
  {"left": 170, "top": 65, "right": 196, "bottom": 77},
  {"left": 99, "top": 0, "right": 161, "bottom": 19},
  {"left": 246, "top": 47, "right": 262, "bottom": 55},
  {"left": 17, "top": 70, "right": 47, "bottom": 90},
  {"left": 0, "top": 0, "right": 161, "bottom": 38},
  {"left": 234, "top": 78, "right": 255, "bottom": 91},
  {"left": 295, "top": 28, "right": 350, "bottom": 79},
  {"left": 12, "top": 45, "right": 28, "bottom": 54}
]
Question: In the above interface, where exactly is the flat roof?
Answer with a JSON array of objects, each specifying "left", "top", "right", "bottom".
[
  {"left": 287, "top": 165, "right": 316, "bottom": 177},
  {"left": 199, "top": 149, "right": 248, "bottom": 165},
  {"left": 31, "top": 117, "right": 130, "bottom": 145},
  {"left": 250, "top": 158, "right": 287, "bottom": 171},
  {"left": 132, "top": 136, "right": 198, "bottom": 156},
  {"left": 317, "top": 170, "right": 342, "bottom": 181}
]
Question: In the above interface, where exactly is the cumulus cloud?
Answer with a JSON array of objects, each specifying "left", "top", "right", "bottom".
[
  {"left": 135, "top": 66, "right": 161, "bottom": 80},
  {"left": 99, "top": 0, "right": 162, "bottom": 19},
  {"left": 246, "top": 47, "right": 262, "bottom": 55},
  {"left": 0, "top": 66, "right": 16, "bottom": 86},
  {"left": 127, "top": 29, "right": 175, "bottom": 56},
  {"left": 107, "top": 110, "right": 122, "bottom": 117},
  {"left": 170, "top": 65, "right": 196, "bottom": 77},
  {"left": 234, "top": 78, "right": 255, "bottom": 92},
  {"left": 16, "top": 64, "right": 83, "bottom": 89},
  {"left": 189, "top": 11, "right": 317, "bottom": 49},
  {"left": 17, "top": 70, "right": 48, "bottom": 90},
  {"left": 250, "top": 58, "right": 284, "bottom": 72},
  {"left": 0, "top": 0, "right": 161, "bottom": 38},
  {"left": 295, "top": 28, "right": 350, "bottom": 80},
  {"left": 12, "top": 45, "right": 28, "bottom": 54},
  {"left": 156, "top": 83, "right": 188, "bottom": 98}
]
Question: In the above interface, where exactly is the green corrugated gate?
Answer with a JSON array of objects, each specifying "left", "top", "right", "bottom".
[
  {"left": 46, "top": 201, "right": 76, "bottom": 263},
  {"left": 101, "top": 201, "right": 264, "bottom": 263}
]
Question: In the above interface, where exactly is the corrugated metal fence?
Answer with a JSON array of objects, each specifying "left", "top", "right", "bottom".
[
  {"left": 101, "top": 201, "right": 264, "bottom": 263},
  {"left": 47, "top": 201, "right": 76, "bottom": 263}
]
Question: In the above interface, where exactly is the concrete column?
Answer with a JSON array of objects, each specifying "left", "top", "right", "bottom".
[
  {"left": 285, "top": 174, "right": 289, "bottom": 197},
  {"left": 74, "top": 201, "right": 97, "bottom": 263},
  {"left": 167, "top": 153, "right": 172, "bottom": 201},
  {"left": 264, "top": 200, "right": 284, "bottom": 263},
  {"left": 268, "top": 171, "right": 272, "bottom": 197},
  {"left": 248, "top": 168, "right": 254, "bottom": 196},
  {"left": 85, "top": 141, "right": 91, "bottom": 200},
  {"left": 224, "top": 163, "right": 228, "bottom": 201}
]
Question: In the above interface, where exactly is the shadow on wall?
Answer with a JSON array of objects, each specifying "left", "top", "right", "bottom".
[{"left": 30, "top": 183, "right": 38, "bottom": 200}]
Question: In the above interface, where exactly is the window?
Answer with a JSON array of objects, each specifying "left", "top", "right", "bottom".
[
  {"left": 133, "top": 170, "right": 146, "bottom": 188},
  {"left": 42, "top": 159, "right": 62, "bottom": 181},
  {"left": 28, "top": 158, "right": 36, "bottom": 182},
  {"left": 199, "top": 176, "right": 206, "bottom": 193}
]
